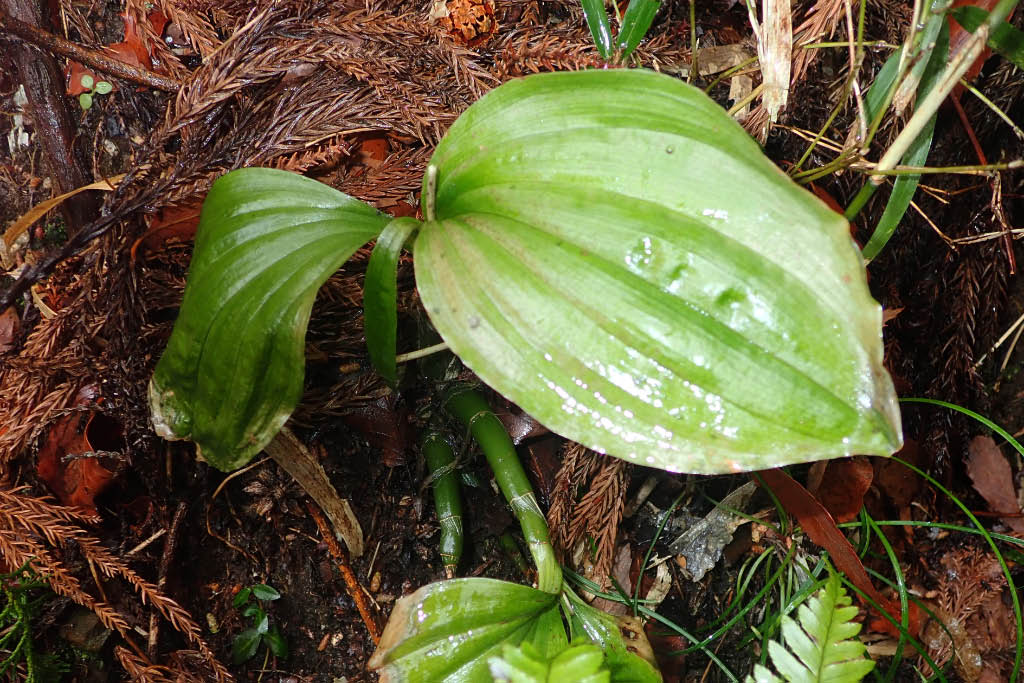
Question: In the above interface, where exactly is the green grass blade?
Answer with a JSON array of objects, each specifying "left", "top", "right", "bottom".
[
  {"left": 899, "top": 397, "right": 1024, "bottom": 680},
  {"left": 860, "top": 24, "right": 948, "bottom": 260}
]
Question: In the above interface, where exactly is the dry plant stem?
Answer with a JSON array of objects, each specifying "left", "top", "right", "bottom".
[
  {"left": 0, "top": 7, "right": 180, "bottom": 91},
  {"left": 872, "top": 0, "right": 1020, "bottom": 183},
  {"left": 264, "top": 428, "right": 364, "bottom": 557},
  {"left": 852, "top": 160, "right": 1023, "bottom": 175},
  {"left": 148, "top": 502, "right": 187, "bottom": 659},
  {"left": 305, "top": 501, "right": 381, "bottom": 644},
  {"left": 395, "top": 341, "right": 449, "bottom": 364}
]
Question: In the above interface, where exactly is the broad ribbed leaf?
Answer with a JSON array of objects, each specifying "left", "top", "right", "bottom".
[
  {"left": 414, "top": 69, "right": 901, "bottom": 474},
  {"left": 149, "top": 168, "right": 388, "bottom": 471},
  {"left": 367, "top": 578, "right": 563, "bottom": 682}
]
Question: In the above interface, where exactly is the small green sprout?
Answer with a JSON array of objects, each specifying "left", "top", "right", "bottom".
[
  {"left": 77, "top": 74, "right": 113, "bottom": 111},
  {"left": 231, "top": 583, "right": 287, "bottom": 665}
]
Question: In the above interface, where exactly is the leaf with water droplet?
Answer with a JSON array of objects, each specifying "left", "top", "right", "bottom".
[{"left": 414, "top": 69, "right": 901, "bottom": 474}]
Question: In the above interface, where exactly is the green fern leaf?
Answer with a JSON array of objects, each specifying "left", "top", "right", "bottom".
[{"left": 746, "top": 574, "right": 874, "bottom": 683}]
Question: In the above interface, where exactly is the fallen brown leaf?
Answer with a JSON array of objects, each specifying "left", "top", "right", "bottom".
[
  {"left": 966, "top": 435, "right": 1024, "bottom": 533},
  {"left": 808, "top": 456, "right": 874, "bottom": 523}
]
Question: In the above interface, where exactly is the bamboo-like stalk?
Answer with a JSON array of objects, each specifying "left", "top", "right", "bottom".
[
  {"left": 423, "top": 433, "right": 464, "bottom": 578},
  {"left": 445, "top": 389, "right": 562, "bottom": 593}
]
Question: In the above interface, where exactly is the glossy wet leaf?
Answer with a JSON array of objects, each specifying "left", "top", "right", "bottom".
[
  {"left": 232, "top": 627, "right": 261, "bottom": 664},
  {"left": 564, "top": 590, "right": 661, "bottom": 682},
  {"left": 367, "top": 578, "right": 563, "bottom": 682},
  {"left": 251, "top": 584, "right": 281, "bottom": 601},
  {"left": 149, "top": 168, "right": 388, "bottom": 471},
  {"left": 415, "top": 69, "right": 902, "bottom": 474},
  {"left": 365, "top": 217, "right": 419, "bottom": 385},
  {"left": 616, "top": 0, "right": 660, "bottom": 61},
  {"left": 581, "top": 0, "right": 613, "bottom": 59}
]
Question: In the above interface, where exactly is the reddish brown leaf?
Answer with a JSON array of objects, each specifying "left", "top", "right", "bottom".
[
  {"left": 339, "top": 397, "right": 411, "bottom": 467},
  {"left": 133, "top": 201, "right": 202, "bottom": 257},
  {"left": 949, "top": 0, "right": 1002, "bottom": 85},
  {"left": 756, "top": 468, "right": 922, "bottom": 637},
  {"left": 0, "top": 306, "right": 20, "bottom": 353},
  {"left": 807, "top": 456, "right": 874, "bottom": 523},
  {"left": 64, "top": 12, "right": 157, "bottom": 96},
  {"left": 37, "top": 411, "right": 122, "bottom": 516},
  {"left": 967, "top": 436, "right": 1024, "bottom": 533},
  {"left": 874, "top": 439, "right": 923, "bottom": 508}
]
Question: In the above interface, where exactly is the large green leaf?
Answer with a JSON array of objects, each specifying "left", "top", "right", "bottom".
[
  {"left": 149, "top": 168, "right": 388, "bottom": 470},
  {"left": 414, "top": 69, "right": 902, "bottom": 474},
  {"left": 367, "top": 578, "right": 563, "bottom": 682}
]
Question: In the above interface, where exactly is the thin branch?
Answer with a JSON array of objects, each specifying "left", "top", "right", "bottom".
[{"left": 0, "top": 7, "right": 180, "bottom": 91}]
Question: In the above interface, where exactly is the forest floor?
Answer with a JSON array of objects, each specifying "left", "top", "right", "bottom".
[{"left": 1, "top": 0, "right": 1023, "bottom": 681}]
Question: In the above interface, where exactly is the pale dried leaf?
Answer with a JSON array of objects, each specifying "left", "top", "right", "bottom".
[{"left": 264, "top": 428, "right": 365, "bottom": 556}]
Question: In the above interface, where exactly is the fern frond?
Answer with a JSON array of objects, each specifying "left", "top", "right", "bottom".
[{"left": 747, "top": 573, "right": 874, "bottom": 683}]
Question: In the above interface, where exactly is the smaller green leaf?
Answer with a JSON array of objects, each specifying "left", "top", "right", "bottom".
[
  {"left": 365, "top": 217, "right": 420, "bottom": 385},
  {"left": 490, "top": 641, "right": 611, "bottom": 683},
  {"left": 550, "top": 644, "right": 610, "bottom": 682},
  {"left": 368, "top": 578, "right": 561, "bottom": 681},
  {"left": 748, "top": 573, "right": 874, "bottom": 683},
  {"left": 149, "top": 168, "right": 388, "bottom": 471},
  {"left": 581, "top": 0, "right": 613, "bottom": 59},
  {"left": 615, "top": 0, "right": 660, "bottom": 61},
  {"left": 251, "top": 583, "right": 281, "bottom": 601},
  {"left": 242, "top": 604, "right": 261, "bottom": 620},
  {"left": 563, "top": 589, "right": 661, "bottom": 682},
  {"left": 263, "top": 626, "right": 288, "bottom": 658},
  {"left": 951, "top": 5, "right": 1024, "bottom": 71},
  {"left": 232, "top": 587, "right": 252, "bottom": 608},
  {"left": 79, "top": 74, "right": 94, "bottom": 90},
  {"left": 94, "top": 81, "right": 113, "bottom": 95},
  {"left": 489, "top": 642, "right": 549, "bottom": 682},
  {"left": 254, "top": 611, "right": 269, "bottom": 635},
  {"left": 78, "top": 93, "right": 93, "bottom": 110},
  {"left": 232, "top": 627, "right": 262, "bottom": 664}
]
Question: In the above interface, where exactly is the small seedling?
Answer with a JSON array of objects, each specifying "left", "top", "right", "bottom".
[
  {"left": 77, "top": 74, "right": 113, "bottom": 111},
  {"left": 231, "top": 583, "right": 287, "bottom": 665}
]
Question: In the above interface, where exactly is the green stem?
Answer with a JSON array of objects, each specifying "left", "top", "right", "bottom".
[
  {"left": 445, "top": 389, "right": 562, "bottom": 593},
  {"left": 423, "top": 433, "right": 464, "bottom": 578}
]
